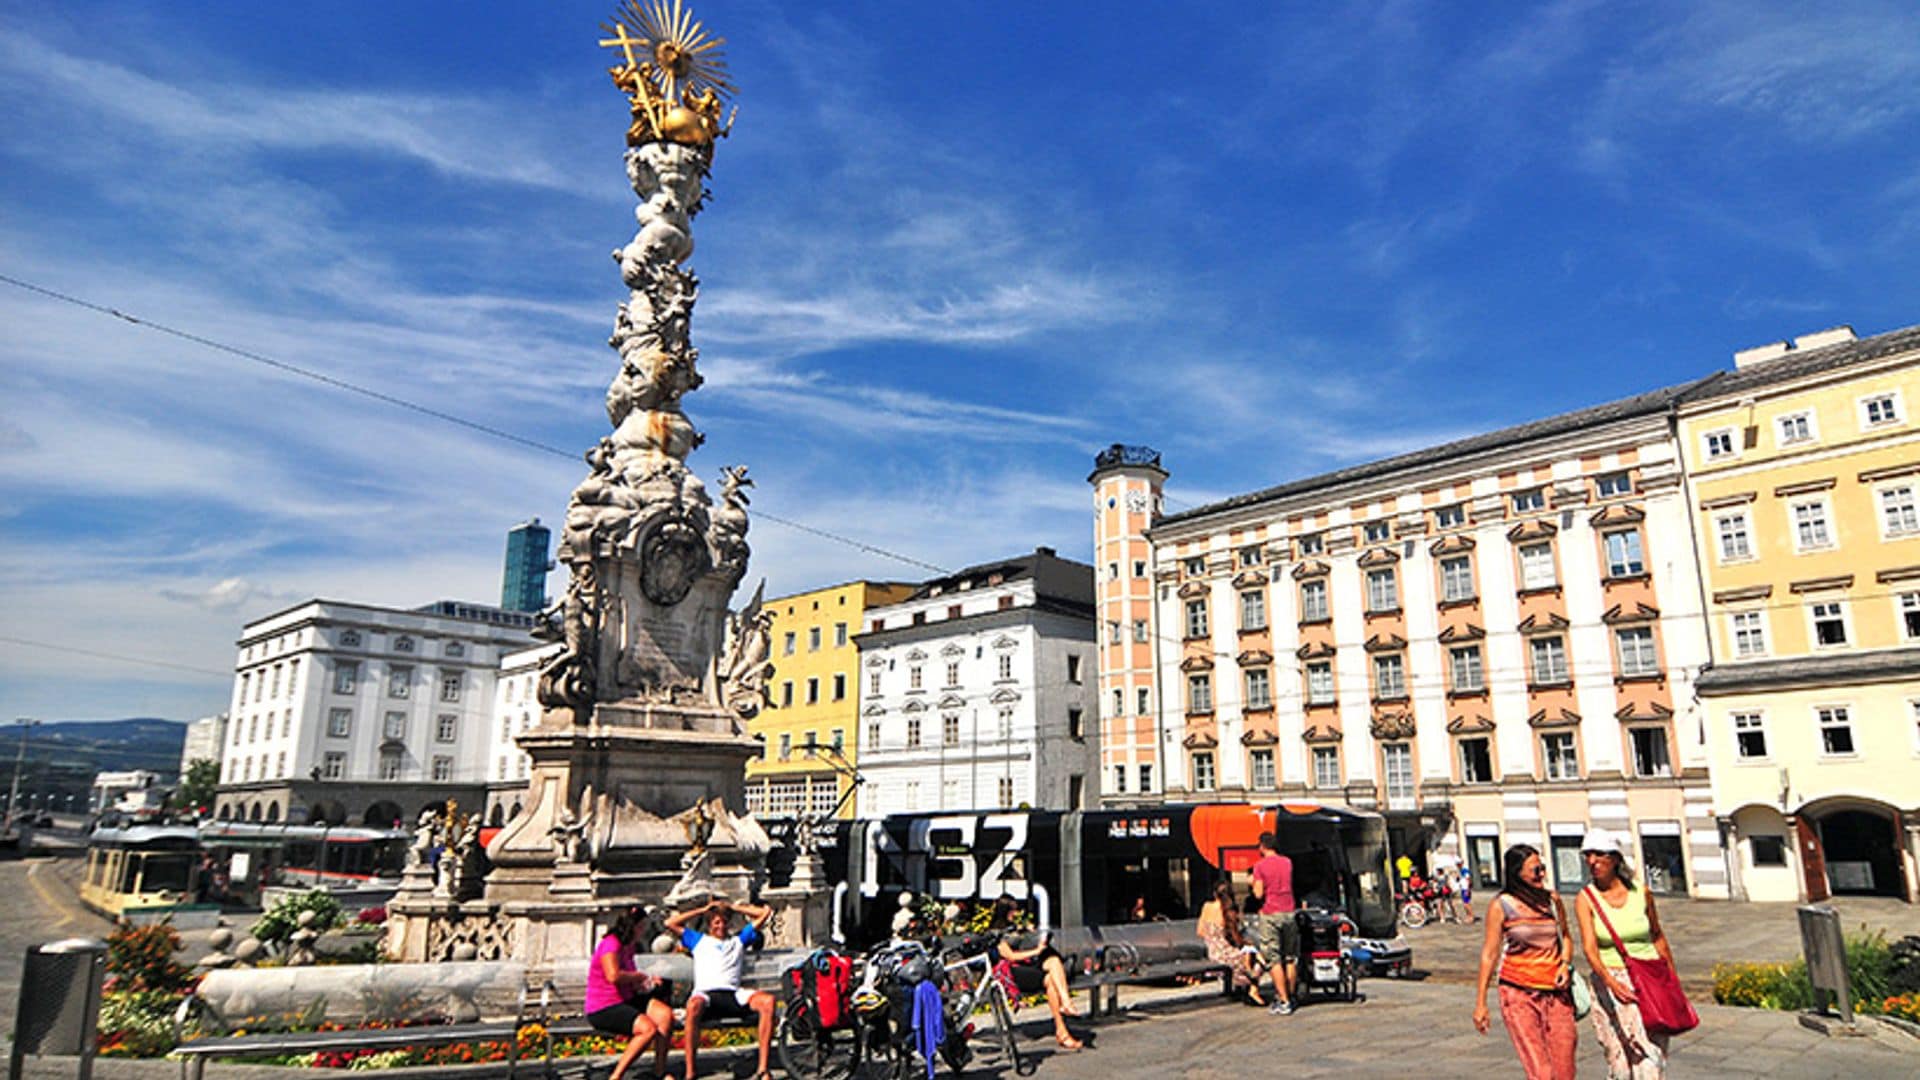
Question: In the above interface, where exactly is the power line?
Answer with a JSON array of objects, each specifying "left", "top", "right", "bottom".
[
  {"left": 0, "top": 272, "right": 951, "bottom": 576},
  {"left": 0, "top": 634, "right": 233, "bottom": 678}
]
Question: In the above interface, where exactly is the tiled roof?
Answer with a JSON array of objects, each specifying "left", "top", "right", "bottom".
[
  {"left": 1685, "top": 322, "right": 1920, "bottom": 401},
  {"left": 1154, "top": 377, "right": 1714, "bottom": 529},
  {"left": 1695, "top": 648, "right": 1920, "bottom": 695}
]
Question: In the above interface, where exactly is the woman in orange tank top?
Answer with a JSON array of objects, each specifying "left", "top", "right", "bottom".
[{"left": 1472, "top": 844, "right": 1578, "bottom": 1079}]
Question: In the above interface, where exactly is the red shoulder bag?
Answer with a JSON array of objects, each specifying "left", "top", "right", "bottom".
[{"left": 1585, "top": 885, "right": 1698, "bottom": 1036}]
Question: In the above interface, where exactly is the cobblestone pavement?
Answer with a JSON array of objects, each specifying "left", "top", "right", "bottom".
[{"left": 1, "top": 855, "right": 112, "bottom": 1031}]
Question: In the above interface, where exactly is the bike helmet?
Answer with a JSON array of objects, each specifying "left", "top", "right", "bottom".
[{"left": 851, "top": 987, "right": 889, "bottom": 1015}]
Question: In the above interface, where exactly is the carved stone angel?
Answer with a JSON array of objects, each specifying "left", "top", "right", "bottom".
[{"left": 717, "top": 581, "right": 773, "bottom": 721}]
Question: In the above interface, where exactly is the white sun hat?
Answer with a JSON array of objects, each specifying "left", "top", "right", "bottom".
[{"left": 1579, "top": 827, "right": 1628, "bottom": 857}]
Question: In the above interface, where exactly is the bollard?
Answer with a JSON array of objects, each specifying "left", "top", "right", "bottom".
[{"left": 9, "top": 938, "right": 108, "bottom": 1080}]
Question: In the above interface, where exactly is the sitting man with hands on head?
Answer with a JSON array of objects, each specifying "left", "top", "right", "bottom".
[{"left": 665, "top": 898, "right": 778, "bottom": 1080}]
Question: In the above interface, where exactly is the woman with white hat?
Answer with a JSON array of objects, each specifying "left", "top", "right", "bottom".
[{"left": 1574, "top": 828, "right": 1690, "bottom": 1079}]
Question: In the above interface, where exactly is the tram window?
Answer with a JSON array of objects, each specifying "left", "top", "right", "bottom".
[{"left": 142, "top": 855, "right": 194, "bottom": 893}]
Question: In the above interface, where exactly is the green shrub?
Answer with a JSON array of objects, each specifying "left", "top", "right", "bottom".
[
  {"left": 252, "top": 890, "right": 344, "bottom": 946},
  {"left": 1712, "top": 927, "right": 1900, "bottom": 1014}
]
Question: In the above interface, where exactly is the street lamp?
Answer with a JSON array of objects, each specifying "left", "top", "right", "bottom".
[{"left": 7, "top": 718, "right": 38, "bottom": 829}]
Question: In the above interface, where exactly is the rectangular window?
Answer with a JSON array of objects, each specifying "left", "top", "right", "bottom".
[
  {"left": 997, "top": 654, "right": 1014, "bottom": 680},
  {"left": 270, "top": 665, "right": 281, "bottom": 698},
  {"left": 1732, "top": 712, "right": 1768, "bottom": 760},
  {"left": 1615, "top": 627, "right": 1660, "bottom": 677},
  {"left": 807, "top": 627, "right": 821, "bottom": 652},
  {"left": 439, "top": 672, "right": 461, "bottom": 702},
  {"left": 1817, "top": 706, "right": 1854, "bottom": 755},
  {"left": 833, "top": 673, "right": 847, "bottom": 701},
  {"left": 1111, "top": 688, "right": 1124, "bottom": 716},
  {"left": 943, "top": 714, "right": 960, "bottom": 745},
  {"left": 1298, "top": 534, "right": 1325, "bottom": 556},
  {"left": 1529, "top": 636, "right": 1570, "bottom": 685},
  {"left": 1435, "top": 504, "right": 1465, "bottom": 529},
  {"left": 1732, "top": 611, "right": 1767, "bottom": 657},
  {"left": 388, "top": 666, "right": 411, "bottom": 698},
  {"left": 1519, "top": 542, "right": 1557, "bottom": 589},
  {"left": 831, "top": 728, "right": 845, "bottom": 751},
  {"left": 1542, "top": 732, "right": 1579, "bottom": 780},
  {"left": 781, "top": 681, "right": 794, "bottom": 708},
  {"left": 997, "top": 777, "right": 1014, "bottom": 809},
  {"left": 322, "top": 751, "right": 346, "bottom": 780},
  {"left": 783, "top": 632, "right": 796, "bottom": 655},
  {"left": 1811, "top": 601, "right": 1848, "bottom": 646},
  {"left": 1137, "top": 687, "right": 1151, "bottom": 715},
  {"left": 1245, "top": 668, "right": 1272, "bottom": 709},
  {"left": 1067, "top": 655, "right": 1083, "bottom": 683},
  {"left": 1068, "top": 706, "right": 1084, "bottom": 740},
  {"left": 1449, "top": 646, "right": 1484, "bottom": 693},
  {"left": 327, "top": 708, "right": 351, "bottom": 737},
  {"left": 1704, "top": 429, "right": 1736, "bottom": 460},
  {"left": 1512, "top": 489, "right": 1545, "bottom": 513},
  {"left": 1107, "top": 619, "right": 1122, "bottom": 645},
  {"left": 835, "top": 622, "right": 848, "bottom": 647},
  {"left": 1239, "top": 590, "right": 1267, "bottom": 631},
  {"left": 1716, "top": 512, "right": 1753, "bottom": 562},
  {"left": 1132, "top": 619, "right": 1149, "bottom": 642},
  {"left": 1138, "top": 763, "right": 1153, "bottom": 793},
  {"left": 431, "top": 756, "right": 453, "bottom": 782},
  {"left": 868, "top": 671, "right": 882, "bottom": 696},
  {"left": 1187, "top": 673, "right": 1213, "bottom": 713},
  {"left": 1630, "top": 727, "right": 1672, "bottom": 777},
  {"left": 1250, "top": 748, "right": 1276, "bottom": 790},
  {"left": 1192, "top": 751, "right": 1216, "bottom": 792},
  {"left": 1300, "top": 579, "right": 1330, "bottom": 621},
  {"left": 1364, "top": 521, "right": 1391, "bottom": 544},
  {"left": 909, "top": 665, "right": 923, "bottom": 690},
  {"left": 1883, "top": 485, "right": 1919, "bottom": 537},
  {"left": 1862, "top": 392, "right": 1902, "bottom": 427},
  {"left": 1595, "top": 471, "right": 1634, "bottom": 498},
  {"left": 1365, "top": 568, "right": 1399, "bottom": 612},
  {"left": 1459, "top": 737, "right": 1493, "bottom": 784},
  {"left": 1184, "top": 556, "right": 1205, "bottom": 576},
  {"left": 1604, "top": 529, "right": 1645, "bottom": 577},
  {"left": 1792, "top": 500, "right": 1833, "bottom": 550},
  {"left": 1373, "top": 653, "right": 1406, "bottom": 699},
  {"left": 906, "top": 718, "right": 921, "bottom": 748},
  {"left": 1306, "top": 662, "right": 1335, "bottom": 705},
  {"left": 1382, "top": 743, "right": 1414, "bottom": 810},
  {"left": 997, "top": 708, "right": 1013, "bottom": 741},
  {"left": 383, "top": 711, "right": 406, "bottom": 740},
  {"left": 807, "top": 677, "right": 821, "bottom": 704},
  {"left": 867, "top": 720, "right": 881, "bottom": 748},
  {"left": 1902, "top": 593, "right": 1920, "bottom": 640},
  {"left": 1133, "top": 559, "right": 1147, "bottom": 578},
  {"left": 334, "top": 661, "right": 359, "bottom": 695},
  {"left": 1440, "top": 555, "right": 1475, "bottom": 602},
  {"left": 1112, "top": 764, "right": 1126, "bottom": 794},
  {"left": 1239, "top": 546, "right": 1263, "bottom": 567},
  {"left": 1185, "top": 600, "right": 1210, "bottom": 638},
  {"left": 1312, "top": 746, "right": 1340, "bottom": 790},
  {"left": 1777, "top": 411, "right": 1814, "bottom": 445},
  {"left": 1751, "top": 835, "right": 1788, "bottom": 867},
  {"left": 435, "top": 713, "right": 457, "bottom": 742}
]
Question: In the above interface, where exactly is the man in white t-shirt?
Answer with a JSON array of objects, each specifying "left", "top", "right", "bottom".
[{"left": 666, "top": 899, "right": 775, "bottom": 1080}]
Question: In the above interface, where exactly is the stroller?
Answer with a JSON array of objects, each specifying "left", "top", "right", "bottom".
[{"left": 1291, "top": 908, "right": 1361, "bottom": 1004}]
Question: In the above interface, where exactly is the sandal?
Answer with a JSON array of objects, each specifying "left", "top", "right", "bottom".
[{"left": 1056, "top": 1035, "right": 1084, "bottom": 1051}]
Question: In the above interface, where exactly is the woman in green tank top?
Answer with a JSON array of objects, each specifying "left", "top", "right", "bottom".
[{"left": 1574, "top": 828, "right": 1678, "bottom": 1079}]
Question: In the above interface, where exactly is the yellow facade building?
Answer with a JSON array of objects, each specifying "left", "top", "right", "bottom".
[
  {"left": 1681, "top": 325, "right": 1920, "bottom": 903},
  {"left": 744, "top": 580, "right": 914, "bottom": 819}
]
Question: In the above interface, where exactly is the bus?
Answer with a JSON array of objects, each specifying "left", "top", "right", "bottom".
[
  {"left": 80, "top": 825, "right": 210, "bottom": 920},
  {"left": 821, "top": 802, "right": 1400, "bottom": 961}
]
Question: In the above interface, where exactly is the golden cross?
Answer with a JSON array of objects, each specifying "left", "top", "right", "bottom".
[{"left": 597, "top": 23, "right": 644, "bottom": 67}]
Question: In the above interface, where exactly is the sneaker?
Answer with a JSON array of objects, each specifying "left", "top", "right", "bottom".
[{"left": 1268, "top": 1000, "right": 1293, "bottom": 1016}]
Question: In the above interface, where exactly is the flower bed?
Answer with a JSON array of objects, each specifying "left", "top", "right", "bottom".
[{"left": 1711, "top": 929, "right": 1920, "bottom": 1021}]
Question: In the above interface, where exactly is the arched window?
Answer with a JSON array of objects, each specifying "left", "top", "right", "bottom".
[{"left": 265, "top": 803, "right": 280, "bottom": 823}]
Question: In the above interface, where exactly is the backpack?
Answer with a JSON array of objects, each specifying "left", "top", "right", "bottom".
[{"left": 788, "top": 949, "right": 854, "bottom": 1030}]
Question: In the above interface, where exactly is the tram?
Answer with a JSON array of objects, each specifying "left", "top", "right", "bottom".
[
  {"left": 79, "top": 824, "right": 209, "bottom": 919},
  {"left": 822, "top": 802, "right": 1401, "bottom": 960},
  {"left": 198, "top": 822, "right": 408, "bottom": 906}
]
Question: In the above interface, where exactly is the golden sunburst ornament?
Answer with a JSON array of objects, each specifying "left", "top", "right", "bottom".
[{"left": 600, "top": 0, "right": 737, "bottom": 147}]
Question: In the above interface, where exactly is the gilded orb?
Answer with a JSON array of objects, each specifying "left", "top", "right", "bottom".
[{"left": 659, "top": 106, "right": 711, "bottom": 145}]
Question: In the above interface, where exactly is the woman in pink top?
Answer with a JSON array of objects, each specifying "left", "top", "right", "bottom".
[{"left": 587, "top": 905, "right": 674, "bottom": 1080}]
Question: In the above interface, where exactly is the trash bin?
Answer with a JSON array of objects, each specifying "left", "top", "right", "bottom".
[{"left": 8, "top": 938, "right": 107, "bottom": 1080}]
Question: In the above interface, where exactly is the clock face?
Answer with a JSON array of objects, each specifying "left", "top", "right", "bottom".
[{"left": 1125, "top": 490, "right": 1149, "bottom": 513}]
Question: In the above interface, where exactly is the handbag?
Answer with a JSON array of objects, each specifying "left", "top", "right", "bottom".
[
  {"left": 1585, "top": 885, "right": 1699, "bottom": 1036},
  {"left": 1549, "top": 895, "right": 1591, "bottom": 1019}
]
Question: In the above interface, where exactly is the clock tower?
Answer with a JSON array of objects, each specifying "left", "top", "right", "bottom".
[{"left": 1089, "top": 444, "right": 1167, "bottom": 806}]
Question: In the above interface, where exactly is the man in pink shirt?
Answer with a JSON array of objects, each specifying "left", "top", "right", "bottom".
[{"left": 1249, "top": 831, "right": 1298, "bottom": 1015}]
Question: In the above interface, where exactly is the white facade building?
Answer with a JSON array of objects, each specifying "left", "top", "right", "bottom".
[
  {"left": 217, "top": 598, "right": 535, "bottom": 826},
  {"left": 856, "top": 548, "right": 1099, "bottom": 816},
  {"left": 480, "top": 642, "right": 562, "bottom": 825},
  {"left": 91, "top": 770, "right": 164, "bottom": 815},
  {"left": 179, "top": 713, "right": 229, "bottom": 775}
]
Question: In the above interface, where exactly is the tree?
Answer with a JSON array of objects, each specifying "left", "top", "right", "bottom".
[{"left": 172, "top": 758, "right": 219, "bottom": 814}]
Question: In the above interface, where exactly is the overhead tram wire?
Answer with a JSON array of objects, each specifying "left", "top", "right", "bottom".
[
  {"left": 0, "top": 634, "right": 234, "bottom": 678},
  {"left": 0, "top": 273, "right": 952, "bottom": 577}
]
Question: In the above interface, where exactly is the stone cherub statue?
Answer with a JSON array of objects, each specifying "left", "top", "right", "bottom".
[
  {"left": 549, "top": 802, "right": 592, "bottom": 865},
  {"left": 717, "top": 581, "right": 773, "bottom": 722}
]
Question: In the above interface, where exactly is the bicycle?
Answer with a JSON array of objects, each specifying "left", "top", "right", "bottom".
[{"left": 935, "top": 950, "right": 1023, "bottom": 1077}]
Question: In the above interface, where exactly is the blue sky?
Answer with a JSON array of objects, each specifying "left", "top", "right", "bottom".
[{"left": 4, "top": 1, "right": 1920, "bottom": 723}]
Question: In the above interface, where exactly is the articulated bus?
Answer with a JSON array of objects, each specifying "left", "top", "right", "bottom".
[
  {"left": 819, "top": 802, "right": 1399, "bottom": 963},
  {"left": 199, "top": 822, "right": 408, "bottom": 905}
]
